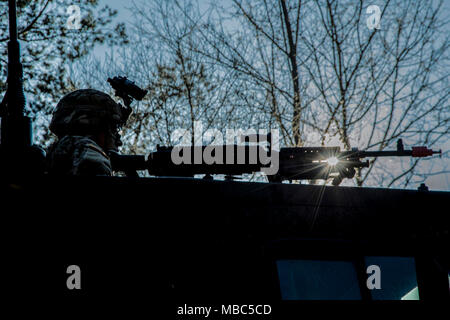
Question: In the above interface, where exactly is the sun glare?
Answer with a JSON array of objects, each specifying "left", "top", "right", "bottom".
[{"left": 327, "top": 157, "right": 339, "bottom": 166}]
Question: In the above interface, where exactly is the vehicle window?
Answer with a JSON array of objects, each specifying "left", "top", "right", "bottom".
[
  {"left": 276, "top": 260, "right": 362, "bottom": 300},
  {"left": 364, "top": 256, "right": 419, "bottom": 300}
]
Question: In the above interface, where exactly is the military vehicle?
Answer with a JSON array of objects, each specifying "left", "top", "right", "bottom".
[{"left": 1, "top": 0, "right": 448, "bottom": 317}]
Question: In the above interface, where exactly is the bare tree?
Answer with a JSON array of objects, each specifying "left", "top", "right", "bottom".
[
  {"left": 69, "top": 0, "right": 449, "bottom": 188},
  {"left": 150, "top": 0, "right": 448, "bottom": 188},
  {"left": 0, "top": 0, "right": 128, "bottom": 147},
  {"left": 299, "top": 0, "right": 449, "bottom": 186},
  {"left": 70, "top": 0, "right": 241, "bottom": 155},
  {"left": 185, "top": 0, "right": 308, "bottom": 146}
]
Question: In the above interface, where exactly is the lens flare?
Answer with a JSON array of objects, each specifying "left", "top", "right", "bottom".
[{"left": 327, "top": 157, "right": 339, "bottom": 166}]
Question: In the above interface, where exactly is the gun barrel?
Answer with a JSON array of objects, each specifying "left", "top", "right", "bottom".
[
  {"left": 8, "top": 0, "right": 17, "bottom": 41},
  {"left": 348, "top": 150, "right": 413, "bottom": 157},
  {"left": 343, "top": 146, "right": 440, "bottom": 159}
]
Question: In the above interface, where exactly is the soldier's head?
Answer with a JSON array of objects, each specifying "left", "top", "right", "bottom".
[{"left": 50, "top": 89, "right": 131, "bottom": 152}]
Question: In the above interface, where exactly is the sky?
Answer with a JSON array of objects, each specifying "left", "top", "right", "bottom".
[{"left": 94, "top": 0, "right": 449, "bottom": 191}]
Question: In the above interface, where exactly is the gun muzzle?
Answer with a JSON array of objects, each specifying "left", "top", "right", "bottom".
[{"left": 411, "top": 147, "right": 442, "bottom": 157}]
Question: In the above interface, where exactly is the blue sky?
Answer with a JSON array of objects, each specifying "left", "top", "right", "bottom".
[{"left": 94, "top": 0, "right": 449, "bottom": 190}]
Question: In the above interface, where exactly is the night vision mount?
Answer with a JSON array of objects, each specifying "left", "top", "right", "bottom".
[{"left": 107, "top": 76, "right": 147, "bottom": 108}]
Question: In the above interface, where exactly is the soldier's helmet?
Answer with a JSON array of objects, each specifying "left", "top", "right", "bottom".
[{"left": 49, "top": 89, "right": 131, "bottom": 138}]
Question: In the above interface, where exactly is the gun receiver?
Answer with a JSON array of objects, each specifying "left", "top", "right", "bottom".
[
  {"left": 109, "top": 144, "right": 267, "bottom": 179},
  {"left": 109, "top": 138, "right": 441, "bottom": 185}
]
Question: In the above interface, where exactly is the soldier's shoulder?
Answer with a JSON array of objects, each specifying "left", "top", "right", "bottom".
[
  {"left": 49, "top": 135, "right": 109, "bottom": 161},
  {"left": 82, "top": 141, "right": 109, "bottom": 159},
  {"left": 46, "top": 135, "right": 111, "bottom": 176},
  {"left": 70, "top": 136, "right": 109, "bottom": 158},
  {"left": 53, "top": 135, "right": 92, "bottom": 148},
  {"left": 71, "top": 137, "right": 112, "bottom": 175}
]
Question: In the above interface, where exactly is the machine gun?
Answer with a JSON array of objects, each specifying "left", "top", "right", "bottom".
[{"left": 109, "top": 136, "right": 441, "bottom": 185}]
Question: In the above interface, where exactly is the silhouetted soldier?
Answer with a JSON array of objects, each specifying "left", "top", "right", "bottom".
[{"left": 46, "top": 89, "right": 130, "bottom": 176}]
